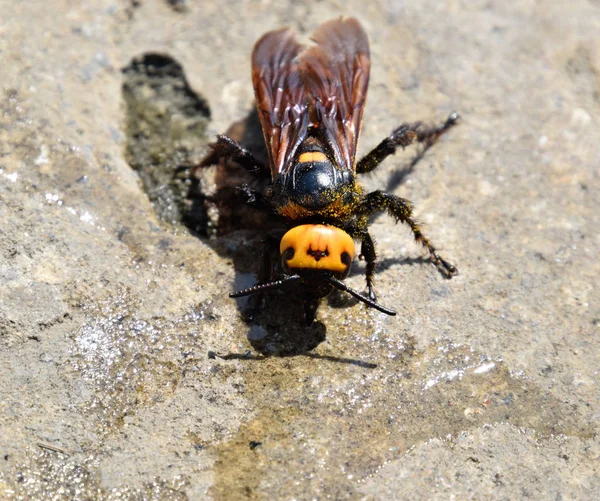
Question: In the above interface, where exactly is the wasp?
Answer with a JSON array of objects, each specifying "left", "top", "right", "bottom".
[{"left": 204, "top": 17, "right": 459, "bottom": 324}]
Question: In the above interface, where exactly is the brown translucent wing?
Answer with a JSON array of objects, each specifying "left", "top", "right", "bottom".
[
  {"left": 252, "top": 28, "right": 309, "bottom": 176},
  {"left": 300, "top": 18, "right": 371, "bottom": 171}
]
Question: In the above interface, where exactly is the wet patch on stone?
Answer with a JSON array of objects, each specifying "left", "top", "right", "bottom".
[
  {"left": 210, "top": 337, "right": 597, "bottom": 499},
  {"left": 122, "top": 53, "right": 211, "bottom": 233}
]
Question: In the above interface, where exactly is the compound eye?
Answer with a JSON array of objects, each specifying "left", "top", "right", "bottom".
[
  {"left": 281, "top": 247, "right": 295, "bottom": 274},
  {"left": 340, "top": 251, "right": 353, "bottom": 279}
]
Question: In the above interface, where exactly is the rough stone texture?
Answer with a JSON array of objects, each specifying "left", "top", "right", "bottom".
[{"left": 1, "top": 1, "right": 598, "bottom": 500}]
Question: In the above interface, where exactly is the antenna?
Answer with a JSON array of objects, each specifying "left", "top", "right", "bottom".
[
  {"left": 229, "top": 275, "right": 301, "bottom": 298},
  {"left": 326, "top": 276, "right": 396, "bottom": 316}
]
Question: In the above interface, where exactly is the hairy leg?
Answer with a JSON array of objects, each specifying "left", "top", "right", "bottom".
[
  {"left": 359, "top": 231, "right": 378, "bottom": 299},
  {"left": 358, "top": 190, "right": 457, "bottom": 278},
  {"left": 198, "top": 134, "right": 267, "bottom": 176},
  {"left": 356, "top": 112, "right": 459, "bottom": 174}
]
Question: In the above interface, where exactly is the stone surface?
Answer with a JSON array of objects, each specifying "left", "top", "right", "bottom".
[{"left": 0, "top": 0, "right": 598, "bottom": 499}]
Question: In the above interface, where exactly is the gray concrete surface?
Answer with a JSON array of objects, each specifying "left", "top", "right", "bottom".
[{"left": 1, "top": 0, "right": 598, "bottom": 499}]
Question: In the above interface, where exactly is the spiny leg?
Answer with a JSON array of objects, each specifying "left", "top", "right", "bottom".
[
  {"left": 235, "top": 184, "right": 270, "bottom": 211},
  {"left": 356, "top": 112, "right": 460, "bottom": 175},
  {"left": 356, "top": 125, "right": 418, "bottom": 175},
  {"left": 414, "top": 111, "right": 460, "bottom": 148},
  {"left": 359, "top": 190, "right": 457, "bottom": 278},
  {"left": 303, "top": 299, "right": 320, "bottom": 326},
  {"left": 359, "top": 231, "right": 378, "bottom": 300},
  {"left": 198, "top": 135, "right": 273, "bottom": 215},
  {"left": 198, "top": 134, "right": 267, "bottom": 176}
]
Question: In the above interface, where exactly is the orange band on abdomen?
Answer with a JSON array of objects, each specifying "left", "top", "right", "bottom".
[{"left": 297, "top": 151, "right": 328, "bottom": 163}]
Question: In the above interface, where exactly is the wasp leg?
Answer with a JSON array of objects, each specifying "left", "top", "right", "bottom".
[
  {"left": 413, "top": 111, "right": 460, "bottom": 147},
  {"left": 359, "top": 191, "right": 457, "bottom": 278},
  {"left": 356, "top": 112, "right": 460, "bottom": 174},
  {"left": 360, "top": 231, "right": 378, "bottom": 300},
  {"left": 243, "top": 235, "right": 280, "bottom": 320},
  {"left": 236, "top": 184, "right": 270, "bottom": 211},
  {"left": 199, "top": 134, "right": 266, "bottom": 176},
  {"left": 304, "top": 299, "right": 320, "bottom": 326}
]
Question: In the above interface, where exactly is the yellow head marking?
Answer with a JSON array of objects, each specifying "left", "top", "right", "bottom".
[{"left": 280, "top": 225, "right": 355, "bottom": 274}]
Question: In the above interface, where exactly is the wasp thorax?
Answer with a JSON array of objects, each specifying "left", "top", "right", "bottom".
[{"left": 280, "top": 224, "right": 354, "bottom": 278}]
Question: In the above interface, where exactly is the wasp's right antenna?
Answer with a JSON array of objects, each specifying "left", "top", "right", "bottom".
[
  {"left": 230, "top": 275, "right": 301, "bottom": 298},
  {"left": 326, "top": 276, "right": 396, "bottom": 316}
]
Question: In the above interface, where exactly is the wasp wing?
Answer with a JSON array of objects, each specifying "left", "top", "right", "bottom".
[
  {"left": 300, "top": 17, "right": 370, "bottom": 172},
  {"left": 252, "top": 28, "right": 309, "bottom": 176}
]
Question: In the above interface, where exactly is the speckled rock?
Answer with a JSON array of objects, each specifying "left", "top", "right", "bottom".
[{"left": 0, "top": 1, "right": 598, "bottom": 500}]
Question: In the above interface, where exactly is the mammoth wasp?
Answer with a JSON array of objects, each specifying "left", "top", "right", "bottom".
[{"left": 204, "top": 17, "right": 459, "bottom": 324}]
